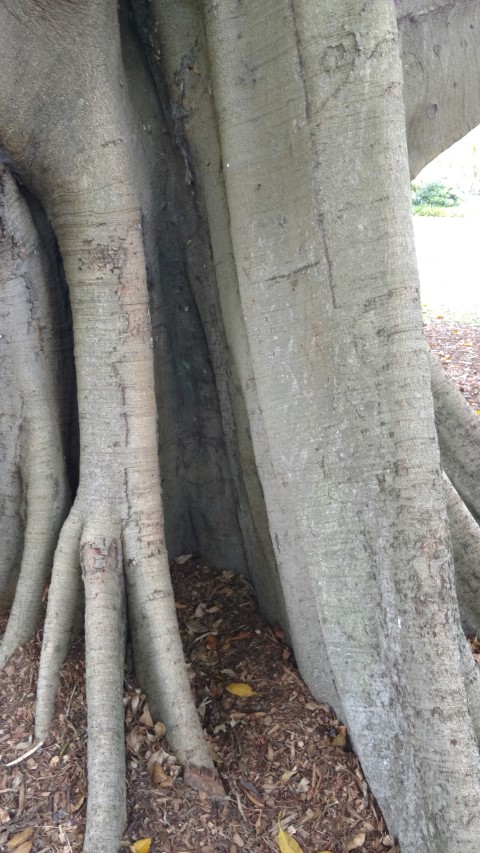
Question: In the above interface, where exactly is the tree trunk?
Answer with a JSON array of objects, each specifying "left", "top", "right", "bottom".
[
  {"left": 198, "top": 1, "right": 480, "bottom": 848},
  {"left": 2, "top": 0, "right": 480, "bottom": 851}
]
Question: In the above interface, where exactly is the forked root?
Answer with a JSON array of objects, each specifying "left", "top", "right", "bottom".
[{"left": 31, "top": 507, "right": 223, "bottom": 851}]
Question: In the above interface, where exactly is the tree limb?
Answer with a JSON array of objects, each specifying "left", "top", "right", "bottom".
[{"left": 395, "top": 0, "right": 480, "bottom": 177}]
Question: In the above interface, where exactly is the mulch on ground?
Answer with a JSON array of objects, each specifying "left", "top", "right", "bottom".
[
  {"left": 424, "top": 317, "right": 480, "bottom": 410},
  {"left": 0, "top": 319, "right": 475, "bottom": 853}
]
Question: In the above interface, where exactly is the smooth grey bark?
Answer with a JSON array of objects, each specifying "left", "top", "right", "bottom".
[
  {"left": 125, "top": 0, "right": 288, "bottom": 628},
  {"left": 0, "top": 2, "right": 220, "bottom": 848},
  {"left": 0, "top": 166, "right": 71, "bottom": 645},
  {"left": 203, "top": 0, "right": 480, "bottom": 849},
  {"left": 136, "top": 0, "right": 327, "bottom": 710},
  {"left": 82, "top": 536, "right": 126, "bottom": 853},
  {"left": 1, "top": 1, "right": 480, "bottom": 852}
]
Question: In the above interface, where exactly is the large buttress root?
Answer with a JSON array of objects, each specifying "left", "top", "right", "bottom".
[
  {"left": 201, "top": 0, "right": 480, "bottom": 849},
  {"left": 0, "top": 166, "right": 70, "bottom": 657},
  {"left": 0, "top": 1, "right": 219, "bottom": 848}
]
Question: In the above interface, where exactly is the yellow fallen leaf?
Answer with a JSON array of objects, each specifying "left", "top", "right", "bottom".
[
  {"left": 130, "top": 839, "right": 152, "bottom": 853},
  {"left": 475, "top": 410, "right": 480, "bottom": 416},
  {"left": 225, "top": 682, "right": 256, "bottom": 697},
  {"left": 277, "top": 824, "right": 304, "bottom": 853},
  {"left": 6, "top": 828, "right": 33, "bottom": 849}
]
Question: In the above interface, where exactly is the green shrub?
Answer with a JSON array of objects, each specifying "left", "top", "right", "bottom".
[
  {"left": 413, "top": 204, "right": 464, "bottom": 218},
  {"left": 411, "top": 180, "right": 460, "bottom": 209}
]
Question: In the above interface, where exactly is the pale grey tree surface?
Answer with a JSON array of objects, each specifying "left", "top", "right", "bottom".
[{"left": 1, "top": 1, "right": 480, "bottom": 850}]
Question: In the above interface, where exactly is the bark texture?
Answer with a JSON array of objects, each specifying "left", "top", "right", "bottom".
[
  {"left": 0, "top": 167, "right": 71, "bottom": 648},
  {"left": 200, "top": 0, "right": 480, "bottom": 848},
  {"left": 2, "top": 1, "right": 480, "bottom": 851},
  {"left": 396, "top": 0, "right": 480, "bottom": 178}
]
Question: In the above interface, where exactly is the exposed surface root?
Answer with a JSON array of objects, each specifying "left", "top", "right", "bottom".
[
  {"left": 0, "top": 166, "right": 70, "bottom": 665},
  {"left": 35, "top": 506, "right": 83, "bottom": 740},
  {"left": 82, "top": 535, "right": 127, "bottom": 852}
]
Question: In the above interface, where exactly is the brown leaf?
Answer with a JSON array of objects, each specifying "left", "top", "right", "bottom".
[
  {"left": 68, "top": 793, "right": 85, "bottom": 813},
  {"left": 330, "top": 725, "right": 347, "bottom": 748},
  {"left": 186, "top": 619, "right": 209, "bottom": 634},
  {"left": 6, "top": 828, "right": 33, "bottom": 849},
  {"left": 151, "top": 762, "right": 173, "bottom": 787},
  {"left": 239, "top": 778, "right": 265, "bottom": 807},
  {"left": 221, "top": 630, "right": 253, "bottom": 650},
  {"left": 126, "top": 725, "right": 146, "bottom": 754},
  {"left": 183, "top": 764, "right": 225, "bottom": 797}
]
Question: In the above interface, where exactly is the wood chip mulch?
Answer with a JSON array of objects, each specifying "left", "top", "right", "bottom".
[
  {"left": 0, "top": 318, "right": 475, "bottom": 853},
  {"left": 0, "top": 563, "right": 394, "bottom": 853},
  {"left": 424, "top": 317, "right": 480, "bottom": 411}
]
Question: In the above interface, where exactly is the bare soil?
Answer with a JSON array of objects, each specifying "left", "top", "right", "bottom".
[{"left": 0, "top": 320, "right": 474, "bottom": 853}]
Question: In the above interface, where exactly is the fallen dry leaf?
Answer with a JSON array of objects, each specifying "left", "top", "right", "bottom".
[
  {"left": 280, "top": 768, "right": 297, "bottom": 783},
  {"left": 130, "top": 839, "right": 152, "bottom": 853},
  {"left": 154, "top": 721, "right": 166, "bottom": 738},
  {"left": 174, "top": 554, "right": 193, "bottom": 565},
  {"left": 6, "top": 828, "right": 33, "bottom": 849},
  {"left": 277, "top": 824, "right": 304, "bottom": 853},
  {"left": 330, "top": 725, "right": 347, "bottom": 748},
  {"left": 12, "top": 844, "right": 32, "bottom": 853},
  {"left": 346, "top": 831, "right": 366, "bottom": 850},
  {"left": 126, "top": 725, "right": 146, "bottom": 753},
  {"left": 150, "top": 760, "right": 173, "bottom": 787},
  {"left": 68, "top": 793, "right": 85, "bottom": 813},
  {"left": 222, "top": 630, "right": 253, "bottom": 650},
  {"left": 225, "top": 682, "right": 256, "bottom": 697},
  {"left": 139, "top": 703, "right": 153, "bottom": 728}
]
